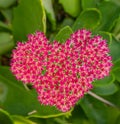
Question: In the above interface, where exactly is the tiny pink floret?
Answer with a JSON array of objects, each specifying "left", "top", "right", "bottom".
[{"left": 10, "top": 29, "right": 112, "bottom": 112}]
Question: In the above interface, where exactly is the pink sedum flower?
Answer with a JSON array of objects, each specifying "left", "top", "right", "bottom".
[
  {"left": 10, "top": 29, "right": 112, "bottom": 112},
  {"left": 11, "top": 32, "right": 51, "bottom": 83}
]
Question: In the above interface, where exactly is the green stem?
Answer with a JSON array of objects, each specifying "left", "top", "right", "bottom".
[
  {"left": 23, "top": 83, "right": 30, "bottom": 91},
  {"left": 88, "top": 91, "right": 118, "bottom": 109}
]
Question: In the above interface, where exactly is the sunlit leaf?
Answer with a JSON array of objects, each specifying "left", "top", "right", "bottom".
[
  {"left": 42, "top": 0, "right": 56, "bottom": 30},
  {"left": 54, "top": 26, "right": 73, "bottom": 43},
  {"left": 72, "top": 8, "right": 101, "bottom": 31},
  {"left": 81, "top": 0, "right": 99, "bottom": 9},
  {"left": 59, "top": 0, "right": 81, "bottom": 17},
  {"left": 12, "top": 0, "right": 46, "bottom": 41},
  {"left": 95, "top": 1, "right": 120, "bottom": 31}
]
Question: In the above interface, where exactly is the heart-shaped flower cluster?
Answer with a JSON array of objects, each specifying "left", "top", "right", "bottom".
[{"left": 10, "top": 29, "right": 112, "bottom": 112}]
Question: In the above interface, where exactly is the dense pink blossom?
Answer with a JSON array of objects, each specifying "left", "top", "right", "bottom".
[
  {"left": 11, "top": 32, "right": 51, "bottom": 83},
  {"left": 10, "top": 29, "right": 112, "bottom": 112}
]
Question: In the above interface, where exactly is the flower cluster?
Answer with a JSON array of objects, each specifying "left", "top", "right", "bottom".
[
  {"left": 11, "top": 32, "right": 50, "bottom": 83},
  {"left": 10, "top": 29, "right": 112, "bottom": 112}
]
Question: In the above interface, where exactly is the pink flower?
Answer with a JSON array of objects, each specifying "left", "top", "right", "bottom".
[
  {"left": 10, "top": 32, "right": 51, "bottom": 83},
  {"left": 10, "top": 29, "right": 112, "bottom": 112}
]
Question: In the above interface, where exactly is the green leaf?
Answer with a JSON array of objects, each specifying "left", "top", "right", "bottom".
[
  {"left": 95, "top": 1, "right": 120, "bottom": 31},
  {"left": 81, "top": 0, "right": 99, "bottom": 9},
  {"left": 110, "top": 37, "right": 120, "bottom": 78},
  {"left": 103, "top": 89, "right": 120, "bottom": 108},
  {"left": 12, "top": 115, "right": 36, "bottom": 124},
  {"left": 112, "top": 16, "right": 120, "bottom": 41},
  {"left": 0, "top": 32, "right": 14, "bottom": 55},
  {"left": 98, "top": 31, "right": 112, "bottom": 45},
  {"left": 112, "top": 59, "right": 120, "bottom": 71},
  {"left": 92, "top": 83, "right": 118, "bottom": 96},
  {"left": 72, "top": 8, "right": 101, "bottom": 31},
  {"left": 109, "top": 36, "right": 120, "bottom": 63},
  {"left": 108, "top": 0, "right": 120, "bottom": 7},
  {"left": 0, "top": 66, "right": 71, "bottom": 117},
  {"left": 0, "top": 0, "right": 16, "bottom": 8},
  {"left": 60, "top": 18, "right": 74, "bottom": 29},
  {"left": 12, "top": 0, "right": 46, "bottom": 41},
  {"left": 112, "top": 17, "right": 120, "bottom": 35},
  {"left": 42, "top": 0, "right": 56, "bottom": 30},
  {"left": 54, "top": 26, "right": 73, "bottom": 43},
  {"left": 80, "top": 95, "right": 120, "bottom": 124},
  {"left": 0, "top": 21, "right": 11, "bottom": 32},
  {"left": 1, "top": 9, "right": 13, "bottom": 24},
  {"left": 0, "top": 109, "right": 13, "bottom": 124},
  {"left": 112, "top": 68, "right": 120, "bottom": 82},
  {"left": 59, "top": 0, "right": 81, "bottom": 17},
  {"left": 68, "top": 105, "right": 90, "bottom": 124},
  {"left": 93, "top": 74, "right": 115, "bottom": 87}
]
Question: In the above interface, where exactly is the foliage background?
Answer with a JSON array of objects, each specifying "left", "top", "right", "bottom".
[{"left": 0, "top": 0, "right": 120, "bottom": 124}]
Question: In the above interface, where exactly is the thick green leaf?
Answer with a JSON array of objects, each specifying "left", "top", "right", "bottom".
[
  {"left": 59, "top": 0, "right": 81, "bottom": 17},
  {"left": 0, "top": 0, "right": 16, "bottom": 8},
  {"left": 103, "top": 89, "right": 120, "bottom": 108},
  {"left": 12, "top": 115, "right": 36, "bottom": 124},
  {"left": 112, "top": 59, "right": 120, "bottom": 71},
  {"left": 54, "top": 26, "right": 73, "bottom": 43},
  {"left": 12, "top": 0, "right": 46, "bottom": 41},
  {"left": 109, "top": 36, "right": 120, "bottom": 63},
  {"left": 72, "top": 8, "right": 101, "bottom": 31},
  {"left": 92, "top": 83, "right": 118, "bottom": 96},
  {"left": 0, "top": 32, "right": 14, "bottom": 55},
  {"left": 81, "top": 0, "right": 99, "bottom": 9},
  {"left": 110, "top": 37, "right": 120, "bottom": 80},
  {"left": 0, "top": 21, "right": 11, "bottom": 32},
  {"left": 42, "top": 0, "right": 56, "bottom": 30},
  {"left": 112, "top": 68, "right": 120, "bottom": 82},
  {"left": 93, "top": 74, "right": 115, "bottom": 87},
  {"left": 98, "top": 31, "right": 112, "bottom": 45},
  {"left": 112, "top": 16, "right": 120, "bottom": 41},
  {"left": 0, "top": 66, "right": 68, "bottom": 117},
  {"left": 95, "top": 1, "right": 120, "bottom": 31},
  {"left": 80, "top": 95, "right": 120, "bottom": 124},
  {"left": 0, "top": 109, "right": 13, "bottom": 124},
  {"left": 112, "top": 17, "right": 120, "bottom": 35},
  {"left": 1, "top": 9, "right": 13, "bottom": 24}
]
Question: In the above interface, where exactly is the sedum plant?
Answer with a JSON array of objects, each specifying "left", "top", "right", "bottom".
[{"left": 0, "top": 0, "right": 120, "bottom": 124}]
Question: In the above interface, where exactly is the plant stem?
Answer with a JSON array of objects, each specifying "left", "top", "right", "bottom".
[
  {"left": 23, "top": 83, "right": 30, "bottom": 91},
  {"left": 88, "top": 91, "right": 118, "bottom": 109}
]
